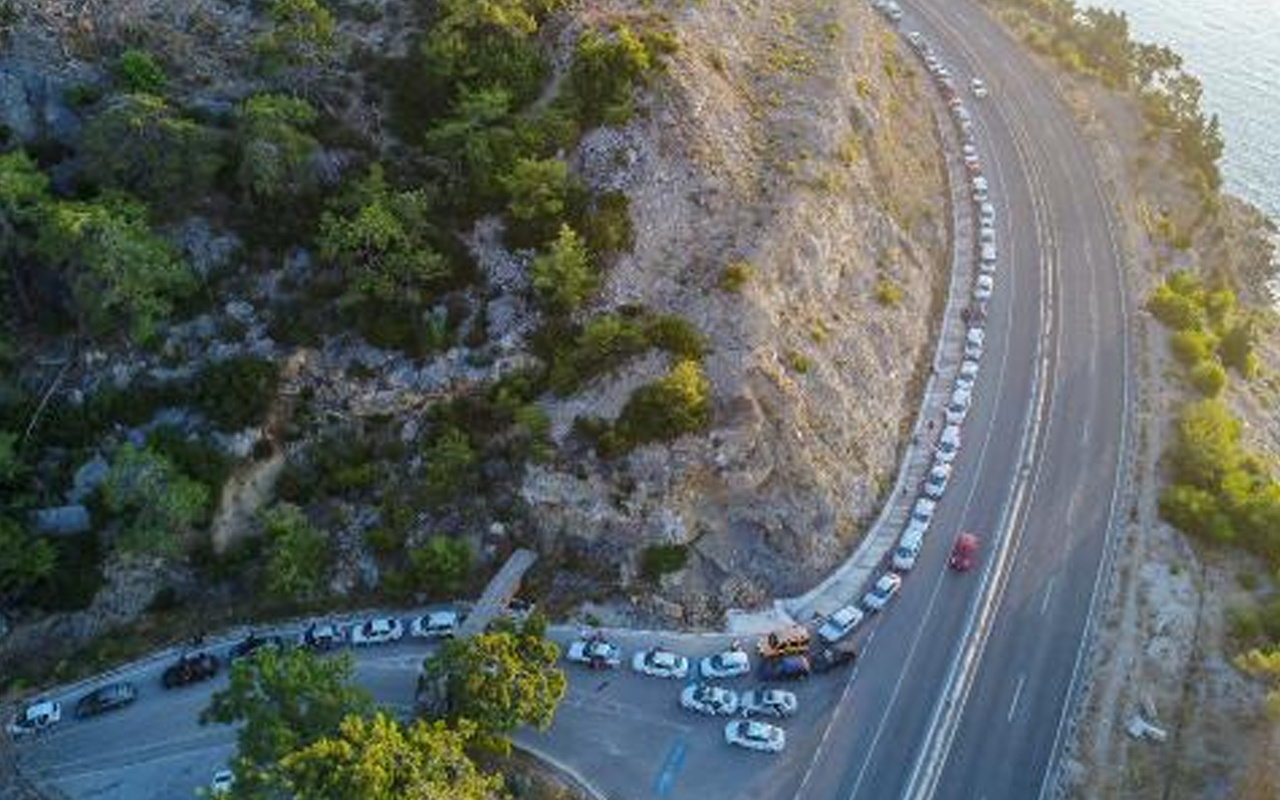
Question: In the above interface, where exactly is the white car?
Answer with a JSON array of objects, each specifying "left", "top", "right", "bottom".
[
  {"left": 906, "top": 31, "right": 925, "bottom": 51},
  {"left": 861, "top": 572, "right": 904, "bottom": 612},
  {"left": 818, "top": 605, "right": 865, "bottom": 643},
  {"left": 979, "top": 226, "right": 996, "bottom": 248},
  {"left": 973, "top": 274, "right": 994, "bottom": 302},
  {"left": 923, "top": 462, "right": 952, "bottom": 499},
  {"left": 971, "top": 77, "right": 989, "bottom": 98},
  {"left": 631, "top": 648, "right": 690, "bottom": 679},
  {"left": 971, "top": 176, "right": 990, "bottom": 203},
  {"left": 955, "top": 358, "right": 980, "bottom": 391},
  {"left": 741, "top": 689, "right": 798, "bottom": 718},
  {"left": 7, "top": 700, "right": 61, "bottom": 737},
  {"left": 210, "top": 769, "right": 235, "bottom": 797},
  {"left": 946, "top": 386, "right": 974, "bottom": 425},
  {"left": 725, "top": 720, "right": 786, "bottom": 753},
  {"left": 936, "top": 424, "right": 962, "bottom": 464},
  {"left": 409, "top": 611, "right": 460, "bottom": 639},
  {"left": 979, "top": 201, "right": 996, "bottom": 226},
  {"left": 566, "top": 637, "right": 622, "bottom": 669},
  {"left": 980, "top": 241, "right": 998, "bottom": 267},
  {"left": 911, "top": 497, "right": 937, "bottom": 526},
  {"left": 964, "top": 326, "right": 985, "bottom": 360},
  {"left": 681, "top": 684, "right": 740, "bottom": 716},
  {"left": 952, "top": 105, "right": 972, "bottom": 127},
  {"left": 701, "top": 650, "right": 751, "bottom": 679},
  {"left": 350, "top": 617, "right": 404, "bottom": 646},
  {"left": 892, "top": 525, "right": 926, "bottom": 572}
]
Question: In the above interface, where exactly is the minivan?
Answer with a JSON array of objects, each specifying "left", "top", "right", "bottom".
[{"left": 758, "top": 625, "right": 812, "bottom": 658}]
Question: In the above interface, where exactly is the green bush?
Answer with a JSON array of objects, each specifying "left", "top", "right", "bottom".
[
  {"left": 1167, "top": 399, "right": 1241, "bottom": 489},
  {"left": 580, "top": 191, "right": 634, "bottom": 256},
  {"left": 644, "top": 315, "right": 707, "bottom": 360},
  {"left": 233, "top": 93, "right": 321, "bottom": 200},
  {"left": 407, "top": 535, "right": 472, "bottom": 597},
  {"left": 101, "top": 444, "right": 211, "bottom": 556},
  {"left": 719, "top": 261, "right": 753, "bottom": 292},
  {"left": 503, "top": 157, "right": 582, "bottom": 247},
  {"left": 0, "top": 517, "right": 56, "bottom": 598},
  {"left": 531, "top": 225, "right": 596, "bottom": 315},
  {"left": 1190, "top": 360, "right": 1227, "bottom": 397},
  {"left": 146, "top": 426, "right": 232, "bottom": 498},
  {"left": 117, "top": 50, "right": 166, "bottom": 93},
  {"left": 194, "top": 356, "right": 280, "bottom": 430},
  {"left": 260, "top": 503, "right": 329, "bottom": 601},
  {"left": 80, "top": 93, "right": 224, "bottom": 209},
  {"left": 1159, "top": 483, "right": 1234, "bottom": 543},
  {"left": 1146, "top": 282, "right": 1202, "bottom": 331},
  {"left": 612, "top": 360, "right": 711, "bottom": 452},
  {"left": 874, "top": 278, "right": 903, "bottom": 307},
  {"left": 1169, "top": 329, "right": 1216, "bottom": 366},
  {"left": 568, "top": 24, "right": 675, "bottom": 127},
  {"left": 1219, "top": 320, "right": 1257, "bottom": 376},
  {"left": 254, "top": 0, "right": 337, "bottom": 72},
  {"left": 422, "top": 426, "right": 477, "bottom": 506},
  {"left": 640, "top": 543, "right": 688, "bottom": 581},
  {"left": 23, "top": 531, "right": 104, "bottom": 612}
]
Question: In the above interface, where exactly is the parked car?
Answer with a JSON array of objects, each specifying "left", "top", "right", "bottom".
[
  {"left": 741, "top": 688, "right": 798, "bottom": 718},
  {"left": 301, "top": 622, "right": 346, "bottom": 651},
  {"left": 979, "top": 201, "right": 997, "bottom": 226},
  {"left": 937, "top": 424, "right": 963, "bottom": 464},
  {"left": 230, "top": 633, "right": 287, "bottom": 662},
  {"left": 725, "top": 720, "right": 786, "bottom": 753},
  {"left": 7, "top": 700, "right": 61, "bottom": 737},
  {"left": 892, "top": 525, "right": 926, "bottom": 572},
  {"left": 632, "top": 647, "right": 690, "bottom": 679},
  {"left": 923, "top": 462, "right": 952, "bottom": 499},
  {"left": 74, "top": 682, "right": 137, "bottom": 719},
  {"left": 973, "top": 274, "right": 994, "bottom": 302},
  {"left": 861, "top": 572, "right": 903, "bottom": 612},
  {"left": 701, "top": 649, "right": 751, "bottom": 679},
  {"left": 817, "top": 604, "right": 865, "bottom": 644},
  {"left": 971, "top": 176, "right": 990, "bottom": 203},
  {"left": 351, "top": 617, "right": 405, "bottom": 646},
  {"left": 210, "top": 769, "right": 235, "bottom": 797},
  {"left": 956, "top": 358, "right": 980, "bottom": 391},
  {"left": 409, "top": 611, "right": 460, "bottom": 640},
  {"left": 964, "top": 326, "right": 985, "bottom": 360},
  {"left": 980, "top": 242, "right": 998, "bottom": 269},
  {"left": 911, "top": 497, "right": 937, "bottom": 526},
  {"left": 757, "top": 626, "right": 811, "bottom": 658},
  {"left": 971, "top": 77, "right": 989, "bottom": 98},
  {"left": 681, "top": 684, "right": 739, "bottom": 716},
  {"left": 566, "top": 637, "right": 622, "bottom": 669},
  {"left": 950, "top": 532, "right": 981, "bottom": 571},
  {"left": 811, "top": 641, "right": 859, "bottom": 674},
  {"left": 758, "top": 654, "right": 812, "bottom": 681},
  {"left": 162, "top": 652, "right": 219, "bottom": 689},
  {"left": 946, "top": 386, "right": 973, "bottom": 425}
]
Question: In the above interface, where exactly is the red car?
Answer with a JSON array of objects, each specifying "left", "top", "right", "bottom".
[{"left": 949, "top": 533, "right": 980, "bottom": 571}]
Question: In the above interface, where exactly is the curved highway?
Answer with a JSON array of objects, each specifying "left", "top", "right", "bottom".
[{"left": 6, "top": 1, "right": 1130, "bottom": 799}]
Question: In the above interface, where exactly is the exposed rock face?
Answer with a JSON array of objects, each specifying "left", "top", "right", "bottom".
[{"left": 525, "top": 0, "right": 948, "bottom": 622}]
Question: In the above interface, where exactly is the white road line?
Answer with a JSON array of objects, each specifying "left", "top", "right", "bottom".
[
  {"left": 1041, "top": 576, "right": 1056, "bottom": 616},
  {"left": 1007, "top": 673, "right": 1026, "bottom": 723}
]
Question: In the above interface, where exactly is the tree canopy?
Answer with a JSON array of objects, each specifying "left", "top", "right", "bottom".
[
  {"left": 530, "top": 225, "right": 595, "bottom": 314},
  {"left": 318, "top": 165, "right": 454, "bottom": 306},
  {"left": 0, "top": 517, "right": 56, "bottom": 598},
  {"left": 234, "top": 93, "right": 321, "bottom": 200},
  {"left": 261, "top": 503, "right": 329, "bottom": 601},
  {"left": 101, "top": 444, "right": 210, "bottom": 556},
  {"left": 202, "top": 648, "right": 372, "bottom": 799},
  {"left": 80, "top": 93, "right": 224, "bottom": 208},
  {"left": 279, "top": 713, "right": 505, "bottom": 800},
  {"left": 423, "top": 616, "right": 565, "bottom": 750},
  {"left": 255, "top": 0, "right": 337, "bottom": 71}
]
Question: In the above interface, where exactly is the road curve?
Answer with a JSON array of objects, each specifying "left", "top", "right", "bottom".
[{"left": 6, "top": 2, "right": 1130, "bottom": 800}]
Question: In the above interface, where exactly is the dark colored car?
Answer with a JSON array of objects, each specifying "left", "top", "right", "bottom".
[
  {"left": 162, "top": 652, "right": 220, "bottom": 689},
  {"left": 75, "top": 682, "right": 137, "bottom": 718},
  {"left": 301, "top": 623, "right": 346, "bottom": 651},
  {"left": 810, "top": 643, "right": 858, "bottom": 674},
  {"left": 758, "top": 654, "right": 812, "bottom": 681},
  {"left": 950, "top": 533, "right": 981, "bottom": 571},
  {"left": 229, "top": 633, "right": 288, "bottom": 662}
]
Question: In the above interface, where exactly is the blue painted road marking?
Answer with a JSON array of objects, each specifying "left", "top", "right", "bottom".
[{"left": 653, "top": 738, "right": 689, "bottom": 798}]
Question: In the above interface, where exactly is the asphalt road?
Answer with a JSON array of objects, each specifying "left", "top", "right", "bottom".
[{"left": 8, "top": 2, "right": 1129, "bottom": 799}]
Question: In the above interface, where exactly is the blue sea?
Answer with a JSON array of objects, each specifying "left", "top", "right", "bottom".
[{"left": 1095, "top": 0, "right": 1280, "bottom": 226}]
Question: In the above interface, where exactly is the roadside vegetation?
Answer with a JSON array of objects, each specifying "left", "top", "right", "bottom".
[{"left": 200, "top": 636, "right": 565, "bottom": 800}]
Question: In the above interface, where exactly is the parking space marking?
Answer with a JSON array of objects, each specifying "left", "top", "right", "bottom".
[{"left": 652, "top": 738, "right": 688, "bottom": 798}]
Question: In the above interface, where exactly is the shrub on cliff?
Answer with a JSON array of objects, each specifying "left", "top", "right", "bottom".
[{"left": 614, "top": 360, "right": 711, "bottom": 449}]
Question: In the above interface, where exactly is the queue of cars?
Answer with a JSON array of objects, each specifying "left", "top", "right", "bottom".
[{"left": 8, "top": 609, "right": 465, "bottom": 740}]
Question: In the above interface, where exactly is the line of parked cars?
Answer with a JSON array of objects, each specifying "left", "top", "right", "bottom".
[
  {"left": 7, "top": 609, "right": 465, "bottom": 740},
  {"left": 838, "top": 6, "right": 995, "bottom": 630}
]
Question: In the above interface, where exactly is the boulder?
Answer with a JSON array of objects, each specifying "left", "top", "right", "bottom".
[
  {"left": 68, "top": 454, "right": 109, "bottom": 504},
  {"left": 31, "top": 505, "right": 91, "bottom": 535}
]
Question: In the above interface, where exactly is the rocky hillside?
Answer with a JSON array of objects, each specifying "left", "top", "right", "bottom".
[
  {"left": 0, "top": 0, "right": 947, "bottom": 677},
  {"left": 526, "top": 0, "right": 948, "bottom": 622}
]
